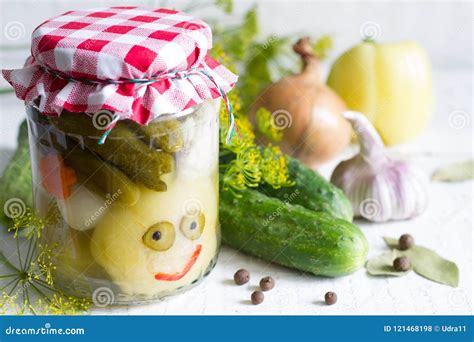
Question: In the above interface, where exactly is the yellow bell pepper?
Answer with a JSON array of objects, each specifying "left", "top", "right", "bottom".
[{"left": 327, "top": 40, "right": 433, "bottom": 145}]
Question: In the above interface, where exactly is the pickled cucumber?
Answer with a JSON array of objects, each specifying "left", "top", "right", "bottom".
[
  {"left": 51, "top": 112, "right": 173, "bottom": 192},
  {"left": 64, "top": 148, "right": 140, "bottom": 206},
  {"left": 142, "top": 222, "right": 176, "bottom": 251},
  {"left": 144, "top": 120, "right": 183, "bottom": 153},
  {"left": 127, "top": 119, "right": 184, "bottom": 153}
]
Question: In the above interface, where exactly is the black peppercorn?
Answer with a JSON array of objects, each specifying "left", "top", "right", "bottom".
[
  {"left": 324, "top": 291, "right": 337, "bottom": 305},
  {"left": 259, "top": 276, "right": 275, "bottom": 291},
  {"left": 251, "top": 291, "right": 264, "bottom": 305},
  {"left": 233, "top": 269, "right": 250, "bottom": 285},
  {"left": 393, "top": 256, "right": 411, "bottom": 271},
  {"left": 399, "top": 234, "right": 415, "bottom": 250}
]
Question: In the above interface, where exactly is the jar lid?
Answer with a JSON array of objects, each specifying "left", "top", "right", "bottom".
[{"left": 2, "top": 7, "right": 237, "bottom": 130}]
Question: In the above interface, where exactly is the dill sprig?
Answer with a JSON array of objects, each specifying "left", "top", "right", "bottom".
[
  {"left": 213, "top": 48, "right": 294, "bottom": 194},
  {"left": 0, "top": 210, "right": 90, "bottom": 315},
  {"left": 255, "top": 107, "right": 283, "bottom": 142},
  {"left": 9, "top": 208, "right": 44, "bottom": 239}
]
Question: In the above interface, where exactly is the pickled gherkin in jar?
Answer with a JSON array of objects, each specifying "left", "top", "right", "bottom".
[
  {"left": 63, "top": 147, "right": 141, "bottom": 206},
  {"left": 150, "top": 119, "right": 184, "bottom": 153},
  {"left": 50, "top": 111, "right": 173, "bottom": 192},
  {"left": 129, "top": 119, "right": 184, "bottom": 153}
]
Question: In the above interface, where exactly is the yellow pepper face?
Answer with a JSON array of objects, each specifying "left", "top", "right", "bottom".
[{"left": 327, "top": 40, "right": 433, "bottom": 145}]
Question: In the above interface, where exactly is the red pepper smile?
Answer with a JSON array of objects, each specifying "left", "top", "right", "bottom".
[{"left": 154, "top": 244, "right": 202, "bottom": 281}]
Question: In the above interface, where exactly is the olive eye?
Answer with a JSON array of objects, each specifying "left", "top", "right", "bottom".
[
  {"left": 180, "top": 212, "right": 205, "bottom": 240},
  {"left": 143, "top": 222, "right": 175, "bottom": 251}
]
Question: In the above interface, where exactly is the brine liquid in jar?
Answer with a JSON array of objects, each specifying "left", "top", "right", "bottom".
[{"left": 27, "top": 99, "right": 220, "bottom": 304}]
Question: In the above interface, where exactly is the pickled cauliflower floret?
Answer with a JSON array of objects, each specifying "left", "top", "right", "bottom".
[
  {"left": 57, "top": 185, "right": 109, "bottom": 231},
  {"left": 90, "top": 175, "right": 218, "bottom": 296},
  {"left": 176, "top": 99, "right": 220, "bottom": 180}
]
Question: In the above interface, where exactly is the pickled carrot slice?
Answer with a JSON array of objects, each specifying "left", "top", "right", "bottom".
[{"left": 39, "top": 153, "right": 77, "bottom": 199}]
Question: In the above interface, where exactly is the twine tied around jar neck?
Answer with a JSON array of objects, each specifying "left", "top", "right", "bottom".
[{"left": 39, "top": 64, "right": 238, "bottom": 145}]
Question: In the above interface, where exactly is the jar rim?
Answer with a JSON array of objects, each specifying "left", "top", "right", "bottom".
[{"left": 26, "top": 100, "right": 218, "bottom": 141}]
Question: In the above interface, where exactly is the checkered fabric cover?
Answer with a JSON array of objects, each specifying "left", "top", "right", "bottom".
[{"left": 2, "top": 7, "right": 237, "bottom": 125}]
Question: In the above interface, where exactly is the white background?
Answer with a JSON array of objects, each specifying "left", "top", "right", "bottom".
[{"left": 0, "top": 0, "right": 472, "bottom": 315}]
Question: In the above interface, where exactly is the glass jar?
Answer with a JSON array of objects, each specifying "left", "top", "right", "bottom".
[{"left": 26, "top": 99, "right": 220, "bottom": 304}]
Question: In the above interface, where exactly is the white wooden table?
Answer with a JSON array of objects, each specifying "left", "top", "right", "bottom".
[{"left": 0, "top": 69, "right": 472, "bottom": 315}]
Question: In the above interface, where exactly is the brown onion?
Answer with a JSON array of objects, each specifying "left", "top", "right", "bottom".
[{"left": 250, "top": 37, "right": 351, "bottom": 167}]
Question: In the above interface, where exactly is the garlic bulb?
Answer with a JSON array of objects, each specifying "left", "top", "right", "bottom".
[{"left": 330, "top": 111, "right": 428, "bottom": 222}]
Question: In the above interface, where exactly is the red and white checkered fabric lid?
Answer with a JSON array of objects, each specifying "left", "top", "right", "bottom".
[{"left": 2, "top": 7, "right": 237, "bottom": 125}]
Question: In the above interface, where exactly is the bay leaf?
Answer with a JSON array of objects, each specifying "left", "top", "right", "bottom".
[
  {"left": 432, "top": 160, "right": 474, "bottom": 182},
  {"left": 405, "top": 246, "right": 459, "bottom": 287},
  {"left": 383, "top": 237, "right": 399, "bottom": 249},
  {"left": 383, "top": 236, "right": 459, "bottom": 287},
  {"left": 366, "top": 250, "right": 410, "bottom": 277}
]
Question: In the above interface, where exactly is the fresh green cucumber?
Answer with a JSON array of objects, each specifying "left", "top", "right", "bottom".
[
  {"left": 259, "top": 158, "right": 353, "bottom": 221},
  {"left": 220, "top": 187, "right": 368, "bottom": 277},
  {"left": 0, "top": 121, "right": 32, "bottom": 227}
]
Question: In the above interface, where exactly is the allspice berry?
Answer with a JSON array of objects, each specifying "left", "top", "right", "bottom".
[
  {"left": 259, "top": 276, "right": 275, "bottom": 291},
  {"left": 324, "top": 291, "right": 337, "bottom": 305},
  {"left": 233, "top": 269, "right": 250, "bottom": 285},
  {"left": 399, "top": 234, "right": 415, "bottom": 250},
  {"left": 251, "top": 291, "right": 264, "bottom": 305},
  {"left": 393, "top": 256, "right": 411, "bottom": 271}
]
